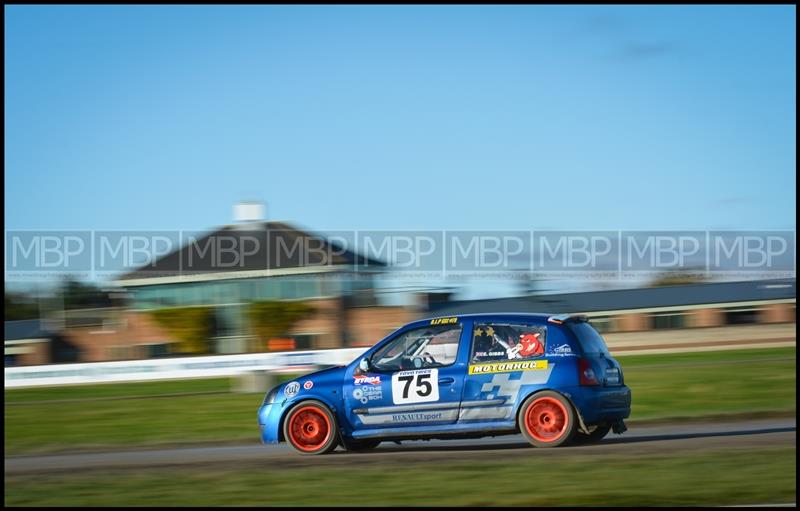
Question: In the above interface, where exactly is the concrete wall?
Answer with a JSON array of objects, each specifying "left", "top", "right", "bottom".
[
  {"left": 616, "top": 313, "right": 650, "bottom": 332},
  {"left": 688, "top": 307, "right": 724, "bottom": 328},
  {"left": 761, "top": 303, "right": 795, "bottom": 324},
  {"left": 287, "top": 298, "right": 345, "bottom": 349},
  {"left": 18, "top": 341, "right": 49, "bottom": 366},
  {"left": 63, "top": 311, "right": 174, "bottom": 362},
  {"left": 603, "top": 323, "right": 796, "bottom": 356}
]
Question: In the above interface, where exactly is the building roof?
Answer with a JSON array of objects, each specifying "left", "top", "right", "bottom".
[
  {"left": 116, "top": 221, "right": 386, "bottom": 282},
  {"left": 428, "top": 278, "right": 796, "bottom": 316},
  {"left": 5, "top": 319, "right": 50, "bottom": 341}
]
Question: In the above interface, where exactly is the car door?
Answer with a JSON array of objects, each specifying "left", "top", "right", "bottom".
[
  {"left": 459, "top": 321, "right": 554, "bottom": 424},
  {"left": 343, "top": 319, "right": 470, "bottom": 430}
]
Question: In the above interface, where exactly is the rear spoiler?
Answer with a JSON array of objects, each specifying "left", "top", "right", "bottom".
[{"left": 547, "top": 314, "right": 589, "bottom": 325}]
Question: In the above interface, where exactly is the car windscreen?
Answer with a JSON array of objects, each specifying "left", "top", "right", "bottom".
[{"left": 567, "top": 322, "right": 610, "bottom": 355}]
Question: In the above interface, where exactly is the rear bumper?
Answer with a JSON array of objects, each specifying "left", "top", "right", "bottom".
[{"left": 570, "top": 384, "right": 631, "bottom": 425}]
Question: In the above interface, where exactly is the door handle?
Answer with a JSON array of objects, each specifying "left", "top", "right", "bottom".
[{"left": 438, "top": 377, "right": 455, "bottom": 385}]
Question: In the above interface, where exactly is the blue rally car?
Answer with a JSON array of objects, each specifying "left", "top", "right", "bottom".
[{"left": 257, "top": 313, "right": 631, "bottom": 454}]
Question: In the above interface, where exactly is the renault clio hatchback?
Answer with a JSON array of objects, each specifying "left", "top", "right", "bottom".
[{"left": 257, "top": 313, "right": 631, "bottom": 454}]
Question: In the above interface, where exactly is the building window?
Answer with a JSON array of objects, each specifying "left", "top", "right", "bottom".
[
  {"left": 259, "top": 279, "right": 279, "bottom": 299},
  {"left": 178, "top": 285, "right": 200, "bottom": 306},
  {"left": 724, "top": 307, "right": 762, "bottom": 325},
  {"left": 216, "top": 282, "right": 238, "bottom": 305},
  {"left": 295, "top": 279, "right": 319, "bottom": 299},
  {"left": 240, "top": 281, "right": 257, "bottom": 302},
  {"left": 319, "top": 277, "right": 339, "bottom": 297},
  {"left": 132, "top": 288, "right": 159, "bottom": 309},
  {"left": 146, "top": 343, "right": 171, "bottom": 358},
  {"left": 293, "top": 334, "right": 316, "bottom": 350},
  {"left": 279, "top": 279, "right": 298, "bottom": 299},
  {"left": 651, "top": 312, "right": 685, "bottom": 330}
]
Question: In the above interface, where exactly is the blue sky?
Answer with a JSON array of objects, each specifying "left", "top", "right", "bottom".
[{"left": 5, "top": 5, "right": 796, "bottom": 234}]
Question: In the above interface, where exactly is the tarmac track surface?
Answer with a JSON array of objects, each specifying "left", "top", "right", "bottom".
[{"left": 4, "top": 418, "right": 795, "bottom": 474}]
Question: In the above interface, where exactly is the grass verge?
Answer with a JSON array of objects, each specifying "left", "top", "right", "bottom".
[{"left": 4, "top": 447, "right": 796, "bottom": 506}]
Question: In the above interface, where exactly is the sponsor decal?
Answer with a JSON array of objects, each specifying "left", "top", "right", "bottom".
[
  {"left": 391, "top": 412, "right": 443, "bottom": 422},
  {"left": 459, "top": 365, "right": 556, "bottom": 420},
  {"left": 551, "top": 343, "right": 575, "bottom": 356},
  {"left": 391, "top": 368, "right": 439, "bottom": 404},
  {"left": 474, "top": 351, "right": 506, "bottom": 358},
  {"left": 518, "top": 333, "right": 544, "bottom": 357},
  {"left": 303, "top": 380, "right": 314, "bottom": 390},
  {"left": 353, "top": 375, "right": 381, "bottom": 385},
  {"left": 356, "top": 408, "right": 459, "bottom": 425},
  {"left": 430, "top": 317, "right": 458, "bottom": 325},
  {"left": 284, "top": 381, "right": 300, "bottom": 398},
  {"left": 353, "top": 386, "right": 383, "bottom": 404},
  {"left": 468, "top": 360, "right": 548, "bottom": 375},
  {"left": 505, "top": 332, "right": 544, "bottom": 359},
  {"left": 474, "top": 326, "right": 495, "bottom": 337}
]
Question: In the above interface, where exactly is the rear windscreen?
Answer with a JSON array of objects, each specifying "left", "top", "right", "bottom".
[{"left": 568, "top": 322, "right": 610, "bottom": 355}]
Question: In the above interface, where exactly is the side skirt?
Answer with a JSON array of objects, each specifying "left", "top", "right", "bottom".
[{"left": 350, "top": 421, "right": 517, "bottom": 441}]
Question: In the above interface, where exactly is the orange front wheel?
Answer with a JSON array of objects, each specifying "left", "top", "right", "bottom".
[{"left": 283, "top": 401, "right": 339, "bottom": 455}]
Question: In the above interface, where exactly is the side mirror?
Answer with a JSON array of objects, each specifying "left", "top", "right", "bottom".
[{"left": 358, "top": 358, "right": 370, "bottom": 372}]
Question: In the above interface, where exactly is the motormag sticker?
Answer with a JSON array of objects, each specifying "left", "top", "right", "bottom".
[{"left": 468, "top": 360, "right": 548, "bottom": 375}]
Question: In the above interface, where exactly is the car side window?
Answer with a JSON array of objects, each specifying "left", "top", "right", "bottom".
[
  {"left": 371, "top": 324, "right": 462, "bottom": 372},
  {"left": 471, "top": 323, "right": 547, "bottom": 363}
]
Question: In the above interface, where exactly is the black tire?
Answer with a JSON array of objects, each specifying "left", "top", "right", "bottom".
[
  {"left": 341, "top": 437, "right": 381, "bottom": 452},
  {"left": 283, "top": 400, "right": 339, "bottom": 455},
  {"left": 572, "top": 424, "right": 611, "bottom": 444},
  {"left": 518, "top": 391, "right": 577, "bottom": 448}
]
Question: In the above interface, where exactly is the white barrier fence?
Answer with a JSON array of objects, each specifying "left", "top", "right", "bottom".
[{"left": 3, "top": 348, "right": 369, "bottom": 389}]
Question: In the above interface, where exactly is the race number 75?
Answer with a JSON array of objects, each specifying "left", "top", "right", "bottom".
[{"left": 392, "top": 369, "right": 439, "bottom": 404}]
